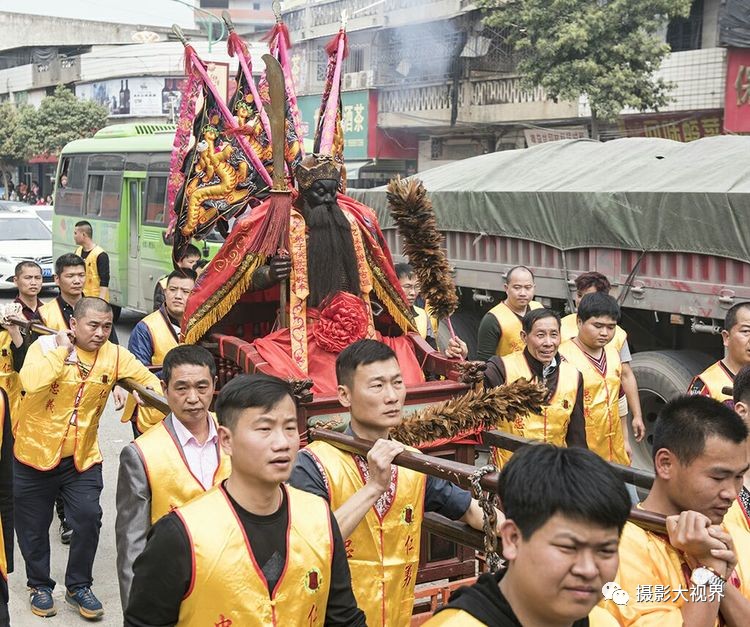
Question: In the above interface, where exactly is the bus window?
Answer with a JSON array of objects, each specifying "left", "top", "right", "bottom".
[
  {"left": 85, "top": 173, "right": 122, "bottom": 220},
  {"left": 55, "top": 155, "right": 87, "bottom": 216},
  {"left": 143, "top": 176, "right": 168, "bottom": 225}
]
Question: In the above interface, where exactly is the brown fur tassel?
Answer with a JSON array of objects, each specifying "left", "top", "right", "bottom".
[
  {"left": 390, "top": 379, "right": 546, "bottom": 447},
  {"left": 387, "top": 176, "right": 458, "bottom": 321}
]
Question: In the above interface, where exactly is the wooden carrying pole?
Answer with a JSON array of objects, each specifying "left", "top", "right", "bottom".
[
  {"left": 6, "top": 318, "right": 171, "bottom": 415},
  {"left": 309, "top": 428, "right": 667, "bottom": 535}
]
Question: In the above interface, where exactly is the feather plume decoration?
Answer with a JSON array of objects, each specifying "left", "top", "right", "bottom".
[
  {"left": 390, "top": 379, "right": 546, "bottom": 447},
  {"left": 387, "top": 176, "right": 458, "bottom": 321}
]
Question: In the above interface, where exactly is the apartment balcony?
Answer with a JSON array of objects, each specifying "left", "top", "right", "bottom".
[
  {"left": 284, "top": 0, "right": 474, "bottom": 40},
  {"left": 378, "top": 75, "right": 579, "bottom": 129}
]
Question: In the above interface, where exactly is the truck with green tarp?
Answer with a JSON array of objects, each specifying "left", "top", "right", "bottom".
[{"left": 351, "top": 135, "right": 750, "bottom": 468}]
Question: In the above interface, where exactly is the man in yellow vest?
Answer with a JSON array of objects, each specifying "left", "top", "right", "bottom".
[
  {"left": 73, "top": 220, "right": 110, "bottom": 301},
  {"left": 14, "top": 297, "right": 162, "bottom": 620},
  {"left": 395, "top": 263, "right": 467, "bottom": 358},
  {"left": 425, "top": 445, "right": 630, "bottom": 626},
  {"left": 115, "top": 344, "right": 230, "bottom": 608},
  {"left": 0, "top": 260, "right": 44, "bottom": 414},
  {"left": 122, "top": 269, "right": 196, "bottom": 436},
  {"left": 476, "top": 265, "right": 543, "bottom": 361},
  {"left": 484, "top": 308, "right": 588, "bottom": 467},
  {"left": 559, "top": 293, "right": 630, "bottom": 466},
  {"left": 290, "top": 339, "right": 497, "bottom": 627},
  {"left": 561, "top": 272, "right": 645, "bottom": 443},
  {"left": 603, "top": 395, "right": 750, "bottom": 625},
  {"left": 689, "top": 302, "right": 750, "bottom": 404},
  {"left": 725, "top": 366, "right": 750, "bottom": 536},
  {"left": 125, "top": 373, "right": 366, "bottom": 626},
  {"left": 36, "top": 253, "right": 87, "bottom": 545},
  {"left": 152, "top": 243, "right": 201, "bottom": 311},
  {"left": 38, "top": 253, "right": 85, "bottom": 332},
  {"left": 0, "top": 389, "right": 12, "bottom": 626}
]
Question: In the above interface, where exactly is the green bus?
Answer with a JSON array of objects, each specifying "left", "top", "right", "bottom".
[{"left": 53, "top": 123, "right": 221, "bottom": 313}]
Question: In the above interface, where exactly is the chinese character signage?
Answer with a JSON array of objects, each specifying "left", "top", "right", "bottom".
[
  {"left": 297, "top": 90, "right": 370, "bottom": 160},
  {"left": 725, "top": 47, "right": 750, "bottom": 133},
  {"left": 619, "top": 112, "right": 724, "bottom": 142}
]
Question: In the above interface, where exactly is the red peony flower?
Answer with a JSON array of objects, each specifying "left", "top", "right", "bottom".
[{"left": 313, "top": 292, "right": 369, "bottom": 353}]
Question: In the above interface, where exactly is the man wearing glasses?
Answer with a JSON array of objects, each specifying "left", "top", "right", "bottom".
[{"left": 123, "top": 269, "right": 196, "bottom": 436}]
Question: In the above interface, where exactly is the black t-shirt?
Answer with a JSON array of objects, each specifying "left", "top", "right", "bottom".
[
  {"left": 125, "top": 484, "right": 365, "bottom": 627},
  {"left": 79, "top": 248, "right": 110, "bottom": 287},
  {"left": 437, "top": 568, "right": 593, "bottom": 626}
]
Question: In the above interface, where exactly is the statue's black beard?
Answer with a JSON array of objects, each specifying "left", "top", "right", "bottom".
[{"left": 305, "top": 201, "right": 361, "bottom": 308}]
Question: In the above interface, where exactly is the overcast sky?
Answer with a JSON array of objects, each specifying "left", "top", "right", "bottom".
[{"left": 4, "top": 0, "right": 196, "bottom": 28}]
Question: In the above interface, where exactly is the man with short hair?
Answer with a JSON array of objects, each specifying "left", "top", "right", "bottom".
[
  {"left": 477, "top": 266, "right": 543, "bottom": 361},
  {"left": 689, "top": 302, "right": 750, "bottom": 404},
  {"left": 14, "top": 297, "right": 162, "bottom": 620},
  {"left": 125, "top": 373, "right": 366, "bottom": 626},
  {"left": 0, "top": 261, "right": 44, "bottom": 412},
  {"left": 395, "top": 262, "right": 467, "bottom": 359},
  {"left": 291, "top": 339, "right": 496, "bottom": 627},
  {"left": 115, "top": 345, "right": 230, "bottom": 608},
  {"left": 153, "top": 244, "right": 201, "bottom": 311},
  {"left": 604, "top": 395, "right": 750, "bottom": 625},
  {"left": 561, "top": 271, "right": 645, "bottom": 442},
  {"left": 559, "top": 293, "right": 630, "bottom": 465},
  {"left": 38, "top": 253, "right": 85, "bottom": 332},
  {"left": 73, "top": 220, "right": 110, "bottom": 301},
  {"left": 123, "top": 269, "right": 196, "bottom": 435},
  {"left": 725, "top": 365, "right": 750, "bottom": 535},
  {"left": 425, "top": 445, "right": 630, "bottom": 626},
  {"left": 484, "top": 308, "right": 587, "bottom": 467}
]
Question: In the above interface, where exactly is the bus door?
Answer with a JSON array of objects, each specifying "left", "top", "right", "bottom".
[{"left": 125, "top": 174, "right": 146, "bottom": 311}]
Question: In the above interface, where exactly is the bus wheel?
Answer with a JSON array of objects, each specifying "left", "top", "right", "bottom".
[{"left": 629, "top": 350, "right": 713, "bottom": 471}]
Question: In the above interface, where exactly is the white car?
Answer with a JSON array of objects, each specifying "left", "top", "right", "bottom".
[{"left": 0, "top": 201, "right": 54, "bottom": 292}]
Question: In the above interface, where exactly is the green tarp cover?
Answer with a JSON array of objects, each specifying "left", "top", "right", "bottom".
[{"left": 349, "top": 136, "right": 750, "bottom": 263}]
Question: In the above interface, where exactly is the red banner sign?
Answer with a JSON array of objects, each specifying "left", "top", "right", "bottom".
[{"left": 725, "top": 47, "right": 750, "bottom": 133}]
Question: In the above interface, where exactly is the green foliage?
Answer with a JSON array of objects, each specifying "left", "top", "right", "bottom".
[
  {"left": 16, "top": 85, "right": 108, "bottom": 158},
  {"left": 478, "top": 0, "right": 693, "bottom": 123}
]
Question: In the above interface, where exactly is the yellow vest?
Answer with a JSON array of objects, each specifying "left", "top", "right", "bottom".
[
  {"left": 134, "top": 417, "right": 231, "bottom": 524},
  {"left": 692, "top": 361, "right": 733, "bottom": 403},
  {"left": 492, "top": 351, "right": 580, "bottom": 468},
  {"left": 559, "top": 340, "right": 628, "bottom": 465},
  {"left": 560, "top": 313, "right": 627, "bottom": 353},
  {"left": 0, "top": 331, "right": 20, "bottom": 416},
  {"left": 17, "top": 342, "right": 122, "bottom": 471},
  {"left": 0, "top": 392, "right": 7, "bottom": 582},
  {"left": 305, "top": 440, "right": 426, "bottom": 627},
  {"left": 422, "top": 608, "right": 486, "bottom": 626},
  {"left": 414, "top": 306, "right": 430, "bottom": 339},
  {"left": 121, "top": 309, "right": 179, "bottom": 425},
  {"left": 488, "top": 301, "right": 543, "bottom": 357},
  {"left": 75, "top": 244, "right": 107, "bottom": 300},
  {"left": 176, "top": 485, "right": 332, "bottom": 627},
  {"left": 724, "top": 495, "right": 749, "bottom": 535},
  {"left": 603, "top": 519, "right": 750, "bottom": 626},
  {"left": 38, "top": 299, "right": 69, "bottom": 331}
]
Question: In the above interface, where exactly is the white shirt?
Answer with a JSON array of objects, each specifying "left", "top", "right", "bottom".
[{"left": 170, "top": 414, "right": 220, "bottom": 490}]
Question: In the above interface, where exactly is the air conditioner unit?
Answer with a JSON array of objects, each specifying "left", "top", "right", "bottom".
[
  {"left": 343, "top": 72, "right": 358, "bottom": 90},
  {"left": 358, "top": 71, "right": 372, "bottom": 88}
]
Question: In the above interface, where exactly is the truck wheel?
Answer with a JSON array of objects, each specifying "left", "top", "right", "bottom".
[
  {"left": 629, "top": 350, "right": 713, "bottom": 471},
  {"left": 436, "top": 310, "right": 483, "bottom": 360}
]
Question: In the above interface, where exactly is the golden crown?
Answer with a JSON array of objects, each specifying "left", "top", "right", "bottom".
[{"left": 295, "top": 154, "right": 342, "bottom": 192}]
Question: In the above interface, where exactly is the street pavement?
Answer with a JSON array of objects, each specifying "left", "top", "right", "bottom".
[{"left": 1, "top": 291, "right": 141, "bottom": 625}]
